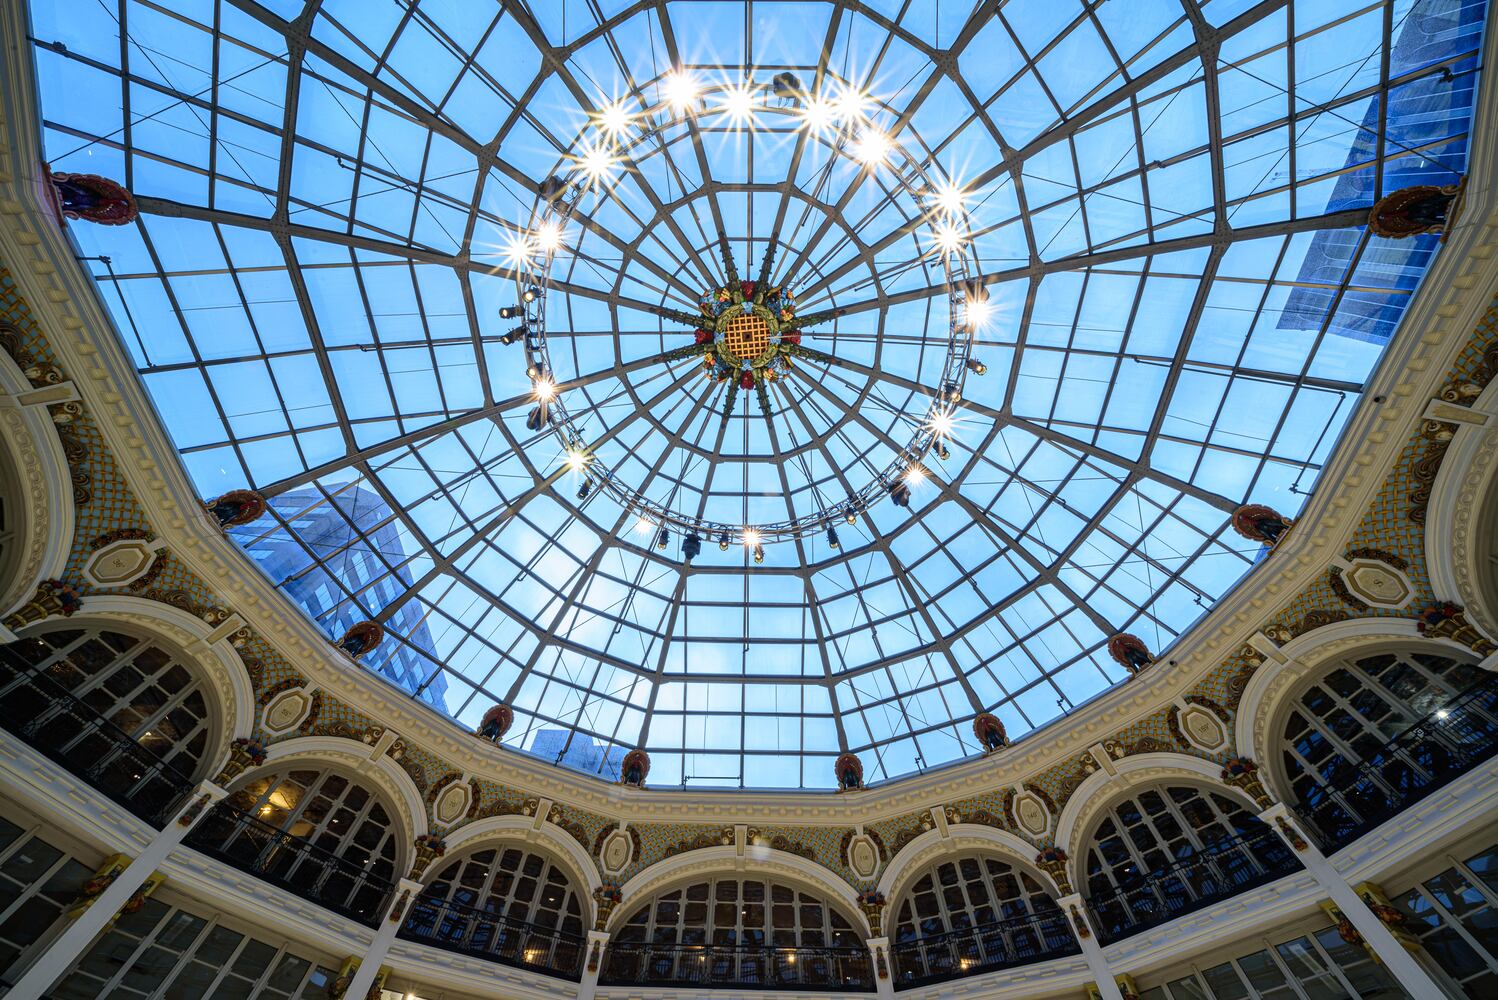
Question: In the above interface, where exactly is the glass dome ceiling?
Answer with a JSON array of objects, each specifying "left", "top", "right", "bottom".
[{"left": 28, "top": 0, "right": 1488, "bottom": 788}]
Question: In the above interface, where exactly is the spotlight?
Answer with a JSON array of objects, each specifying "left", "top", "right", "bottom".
[
  {"left": 718, "top": 531, "right": 731, "bottom": 551},
  {"left": 683, "top": 533, "right": 702, "bottom": 561},
  {"left": 935, "top": 441, "right": 950, "bottom": 460},
  {"left": 932, "top": 180, "right": 967, "bottom": 216},
  {"left": 522, "top": 286, "right": 542, "bottom": 303},
  {"left": 635, "top": 517, "right": 654, "bottom": 535},
  {"left": 826, "top": 524, "right": 840, "bottom": 549},
  {"left": 890, "top": 481, "right": 911, "bottom": 508},
  {"left": 904, "top": 465, "right": 927, "bottom": 487},
  {"left": 540, "top": 175, "right": 568, "bottom": 204},
  {"left": 565, "top": 448, "right": 589, "bottom": 473},
  {"left": 576, "top": 480, "right": 591, "bottom": 501},
  {"left": 852, "top": 128, "right": 890, "bottom": 165},
  {"left": 598, "top": 100, "right": 632, "bottom": 135},
  {"left": 753, "top": 543, "right": 765, "bottom": 564},
  {"left": 526, "top": 406, "right": 545, "bottom": 431},
  {"left": 500, "top": 325, "right": 526, "bottom": 345},
  {"left": 533, "top": 377, "right": 557, "bottom": 402},
  {"left": 743, "top": 528, "right": 761, "bottom": 548},
  {"left": 656, "top": 527, "right": 670, "bottom": 550},
  {"left": 834, "top": 86, "right": 871, "bottom": 122},
  {"left": 967, "top": 358, "right": 987, "bottom": 375},
  {"left": 801, "top": 94, "right": 838, "bottom": 133},
  {"left": 534, "top": 221, "right": 564, "bottom": 252},
  {"left": 499, "top": 305, "right": 523, "bottom": 320},
  {"left": 662, "top": 71, "right": 700, "bottom": 110},
  {"left": 720, "top": 83, "right": 757, "bottom": 124},
  {"left": 930, "top": 223, "right": 967, "bottom": 256},
  {"left": 927, "top": 407, "right": 955, "bottom": 438},
  {"left": 846, "top": 510, "right": 858, "bottom": 525}
]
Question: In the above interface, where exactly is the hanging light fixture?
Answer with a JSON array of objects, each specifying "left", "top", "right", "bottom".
[
  {"left": 683, "top": 533, "right": 702, "bottom": 561},
  {"left": 718, "top": 531, "right": 731, "bottom": 551}
]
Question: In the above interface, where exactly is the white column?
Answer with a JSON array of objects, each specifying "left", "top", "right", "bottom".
[
  {"left": 1261, "top": 803, "right": 1453, "bottom": 999},
  {"left": 576, "top": 929, "right": 609, "bottom": 1000},
  {"left": 866, "top": 936, "right": 895, "bottom": 1000},
  {"left": 5, "top": 781, "right": 225, "bottom": 1000},
  {"left": 1057, "top": 894, "right": 1124, "bottom": 1000},
  {"left": 341, "top": 877, "right": 422, "bottom": 1000}
]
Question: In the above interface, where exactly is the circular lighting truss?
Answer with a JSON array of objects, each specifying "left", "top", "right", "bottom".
[{"left": 511, "top": 78, "right": 981, "bottom": 548}]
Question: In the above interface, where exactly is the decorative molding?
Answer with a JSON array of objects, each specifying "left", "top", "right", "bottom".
[{"left": 0, "top": 337, "right": 73, "bottom": 620}]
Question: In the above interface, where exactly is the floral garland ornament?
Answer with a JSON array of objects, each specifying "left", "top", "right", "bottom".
[
  {"left": 972, "top": 712, "right": 1009, "bottom": 753},
  {"left": 619, "top": 749, "right": 650, "bottom": 787},
  {"left": 1107, "top": 633, "right": 1154, "bottom": 675},
  {"left": 1231, "top": 503, "right": 1293, "bottom": 546},
  {"left": 1035, "top": 846, "right": 1072, "bottom": 896},
  {"left": 1219, "top": 756, "right": 1273, "bottom": 810},
  {"left": 203, "top": 489, "right": 266, "bottom": 529},
  {"left": 834, "top": 752, "right": 865, "bottom": 791},
  {"left": 47, "top": 171, "right": 139, "bottom": 225},
  {"left": 475, "top": 702, "right": 514, "bottom": 743},
  {"left": 411, "top": 834, "right": 447, "bottom": 879},
  {"left": 216, "top": 737, "right": 267, "bottom": 785},
  {"left": 335, "top": 620, "right": 384, "bottom": 658},
  {"left": 1367, "top": 179, "right": 1466, "bottom": 241}
]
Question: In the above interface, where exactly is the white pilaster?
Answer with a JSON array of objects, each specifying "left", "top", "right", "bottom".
[
  {"left": 1261, "top": 804, "right": 1454, "bottom": 999},
  {"left": 577, "top": 929, "right": 610, "bottom": 1000},
  {"left": 1058, "top": 894, "right": 1124, "bottom": 1000},
  {"left": 866, "top": 935, "right": 895, "bottom": 1000},
  {"left": 341, "top": 877, "right": 423, "bottom": 1000},
  {"left": 4, "top": 781, "right": 225, "bottom": 1000}
]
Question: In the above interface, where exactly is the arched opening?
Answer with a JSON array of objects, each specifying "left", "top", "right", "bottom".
[
  {"left": 1279, "top": 647, "right": 1498, "bottom": 851},
  {"left": 399, "top": 843, "right": 587, "bottom": 980},
  {"left": 602, "top": 874, "right": 872, "bottom": 991},
  {"left": 1083, "top": 783, "right": 1297, "bottom": 942},
  {"left": 0, "top": 623, "right": 216, "bottom": 822},
  {"left": 888, "top": 852, "right": 1076, "bottom": 986},
  {"left": 185, "top": 764, "right": 400, "bottom": 926}
]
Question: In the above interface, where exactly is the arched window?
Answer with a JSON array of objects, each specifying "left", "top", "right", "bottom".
[
  {"left": 1084, "top": 784, "right": 1293, "bottom": 941},
  {"left": 186, "top": 766, "right": 399, "bottom": 925},
  {"left": 0, "top": 625, "right": 213, "bottom": 819},
  {"left": 401, "top": 845, "right": 586, "bottom": 979},
  {"left": 1281, "top": 649, "right": 1498, "bottom": 850},
  {"left": 889, "top": 854, "right": 1074, "bottom": 985},
  {"left": 603, "top": 876, "right": 870, "bottom": 989}
]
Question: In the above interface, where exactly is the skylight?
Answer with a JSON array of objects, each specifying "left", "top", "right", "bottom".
[{"left": 29, "top": 0, "right": 1488, "bottom": 788}]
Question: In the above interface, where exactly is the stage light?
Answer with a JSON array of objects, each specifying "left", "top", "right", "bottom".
[
  {"left": 533, "top": 222, "right": 565, "bottom": 254},
  {"left": 598, "top": 101, "right": 632, "bottom": 135},
  {"left": 801, "top": 94, "right": 838, "bottom": 133},
  {"left": 753, "top": 543, "right": 765, "bottom": 564},
  {"left": 534, "top": 377, "right": 557, "bottom": 402},
  {"left": 932, "top": 180, "right": 967, "bottom": 216},
  {"left": 576, "top": 480, "right": 591, "bottom": 501},
  {"left": 500, "top": 325, "right": 526, "bottom": 345},
  {"left": 683, "top": 533, "right": 702, "bottom": 561},
  {"left": 967, "top": 358, "right": 987, "bottom": 375},
  {"left": 720, "top": 83, "right": 757, "bottom": 125},
  {"left": 499, "top": 305, "right": 523, "bottom": 319},
  {"left": 718, "top": 531, "right": 731, "bottom": 551},
  {"left": 663, "top": 71, "right": 700, "bottom": 110},
  {"left": 742, "top": 528, "right": 761, "bottom": 548},
  {"left": 656, "top": 527, "right": 670, "bottom": 550},
  {"left": 927, "top": 408, "right": 955, "bottom": 438},
  {"left": 522, "top": 285, "right": 542, "bottom": 303},
  {"left": 852, "top": 128, "right": 890, "bottom": 165},
  {"left": 565, "top": 448, "right": 589, "bottom": 473},
  {"left": 930, "top": 223, "right": 967, "bottom": 256},
  {"left": 904, "top": 465, "right": 927, "bottom": 486},
  {"left": 826, "top": 524, "right": 840, "bottom": 549},
  {"left": 635, "top": 517, "right": 654, "bottom": 535}
]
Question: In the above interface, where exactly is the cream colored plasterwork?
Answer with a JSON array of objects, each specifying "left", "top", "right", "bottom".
[
  {"left": 2, "top": 0, "right": 1498, "bottom": 831},
  {"left": 1428, "top": 377, "right": 1498, "bottom": 638},
  {"left": 0, "top": 348, "right": 72, "bottom": 619}
]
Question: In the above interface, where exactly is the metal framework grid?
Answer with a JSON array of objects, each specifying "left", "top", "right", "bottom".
[{"left": 25, "top": 0, "right": 1489, "bottom": 787}]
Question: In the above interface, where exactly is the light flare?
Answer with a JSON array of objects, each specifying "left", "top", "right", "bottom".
[
  {"left": 533, "top": 377, "right": 557, "bottom": 402},
  {"left": 597, "top": 100, "right": 632, "bottom": 135},
  {"left": 852, "top": 128, "right": 890, "bottom": 165},
  {"left": 662, "top": 71, "right": 700, "bottom": 110},
  {"left": 719, "top": 83, "right": 758, "bottom": 125}
]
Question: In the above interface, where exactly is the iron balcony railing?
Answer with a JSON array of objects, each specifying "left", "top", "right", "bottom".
[
  {"left": 1088, "top": 828, "right": 1299, "bottom": 943},
  {"left": 600, "top": 942, "right": 875, "bottom": 992},
  {"left": 0, "top": 662, "right": 196, "bottom": 826},
  {"left": 400, "top": 894, "right": 586, "bottom": 981},
  {"left": 185, "top": 804, "right": 395, "bottom": 927},
  {"left": 889, "top": 909, "right": 1079, "bottom": 988},
  {"left": 1294, "top": 678, "right": 1498, "bottom": 853}
]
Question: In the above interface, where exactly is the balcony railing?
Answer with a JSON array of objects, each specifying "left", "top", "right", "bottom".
[
  {"left": 890, "top": 909, "right": 1079, "bottom": 988},
  {"left": 600, "top": 942, "right": 875, "bottom": 992},
  {"left": 400, "top": 895, "right": 585, "bottom": 981},
  {"left": 185, "top": 804, "right": 395, "bottom": 927},
  {"left": 1088, "top": 828, "right": 1299, "bottom": 943},
  {"left": 0, "top": 662, "right": 196, "bottom": 826},
  {"left": 1294, "top": 678, "right": 1498, "bottom": 854}
]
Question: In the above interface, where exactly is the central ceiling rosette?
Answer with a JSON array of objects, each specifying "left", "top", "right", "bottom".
[{"left": 507, "top": 76, "right": 981, "bottom": 551}]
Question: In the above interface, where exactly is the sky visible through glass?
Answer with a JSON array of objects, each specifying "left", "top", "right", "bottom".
[{"left": 27, "top": 0, "right": 1489, "bottom": 788}]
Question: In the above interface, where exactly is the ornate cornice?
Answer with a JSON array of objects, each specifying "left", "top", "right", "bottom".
[{"left": 2, "top": 0, "right": 1498, "bottom": 833}]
